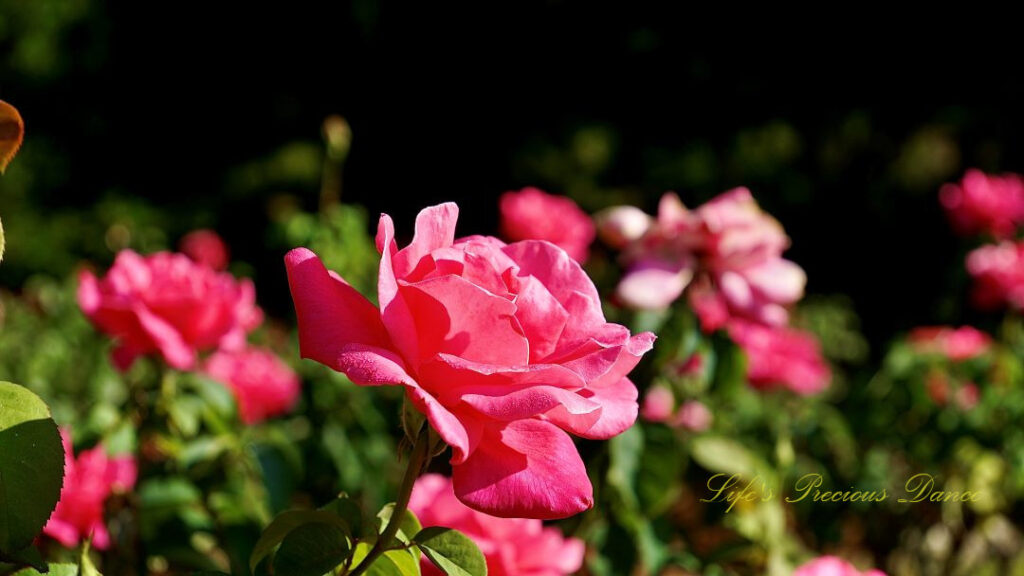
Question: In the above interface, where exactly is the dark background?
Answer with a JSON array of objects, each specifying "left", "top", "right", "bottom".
[{"left": 3, "top": 2, "right": 1023, "bottom": 353}]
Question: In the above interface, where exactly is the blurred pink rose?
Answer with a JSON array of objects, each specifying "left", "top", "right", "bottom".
[
  {"left": 956, "top": 382, "right": 980, "bottom": 410},
  {"left": 612, "top": 190, "right": 805, "bottom": 331},
  {"left": 966, "top": 241, "right": 1024, "bottom": 311},
  {"left": 940, "top": 169, "right": 1024, "bottom": 239},
  {"left": 203, "top": 347, "right": 301, "bottom": 424},
  {"left": 286, "top": 203, "right": 653, "bottom": 519},
  {"left": 907, "top": 326, "right": 992, "bottom": 361},
  {"left": 640, "top": 385, "right": 675, "bottom": 422},
  {"left": 180, "top": 229, "right": 230, "bottom": 270},
  {"left": 595, "top": 205, "right": 652, "bottom": 249},
  {"left": 410, "top": 474, "right": 585, "bottom": 576},
  {"left": 78, "top": 250, "right": 263, "bottom": 371},
  {"left": 794, "top": 556, "right": 886, "bottom": 576},
  {"left": 672, "top": 400, "right": 713, "bottom": 432},
  {"left": 43, "top": 430, "right": 136, "bottom": 550},
  {"left": 499, "top": 187, "right": 596, "bottom": 263},
  {"left": 727, "top": 319, "right": 830, "bottom": 395}
]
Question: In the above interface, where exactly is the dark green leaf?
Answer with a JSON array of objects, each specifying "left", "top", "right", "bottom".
[
  {"left": 273, "top": 521, "right": 351, "bottom": 576},
  {"left": 320, "top": 495, "right": 368, "bottom": 540},
  {"left": 250, "top": 510, "right": 350, "bottom": 573},
  {"left": 414, "top": 527, "right": 486, "bottom": 576},
  {"left": 0, "top": 381, "right": 65, "bottom": 554}
]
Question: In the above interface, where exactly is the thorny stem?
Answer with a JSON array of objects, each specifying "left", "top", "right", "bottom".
[{"left": 347, "top": 425, "right": 432, "bottom": 576}]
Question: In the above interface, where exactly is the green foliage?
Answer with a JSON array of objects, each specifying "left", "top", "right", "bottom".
[
  {"left": 413, "top": 527, "right": 486, "bottom": 576},
  {"left": 0, "top": 382, "right": 65, "bottom": 559}
]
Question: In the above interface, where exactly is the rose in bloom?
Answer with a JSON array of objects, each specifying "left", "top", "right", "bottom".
[
  {"left": 499, "top": 187, "right": 596, "bottom": 264},
  {"left": 966, "top": 241, "right": 1024, "bottom": 311},
  {"left": 203, "top": 347, "right": 301, "bottom": 424},
  {"left": 43, "top": 430, "right": 136, "bottom": 550},
  {"left": 939, "top": 169, "right": 1024, "bottom": 239},
  {"left": 726, "top": 319, "right": 830, "bottom": 395},
  {"left": 907, "top": 326, "right": 992, "bottom": 361},
  {"left": 612, "top": 190, "right": 806, "bottom": 331},
  {"left": 286, "top": 203, "right": 654, "bottom": 518},
  {"left": 180, "top": 229, "right": 230, "bottom": 270},
  {"left": 78, "top": 250, "right": 263, "bottom": 370},
  {"left": 794, "top": 556, "right": 886, "bottom": 576},
  {"left": 409, "top": 474, "right": 585, "bottom": 576}
]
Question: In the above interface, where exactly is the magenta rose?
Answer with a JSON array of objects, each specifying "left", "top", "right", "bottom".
[
  {"left": 180, "top": 228, "right": 230, "bottom": 270},
  {"left": 285, "top": 203, "right": 654, "bottom": 519},
  {"left": 203, "top": 347, "right": 301, "bottom": 424},
  {"left": 78, "top": 250, "right": 263, "bottom": 371},
  {"left": 499, "top": 187, "right": 596, "bottom": 264},
  {"left": 409, "top": 474, "right": 585, "bottom": 576},
  {"left": 966, "top": 241, "right": 1024, "bottom": 311},
  {"left": 726, "top": 319, "right": 830, "bottom": 395},
  {"left": 907, "top": 326, "right": 992, "bottom": 361},
  {"left": 794, "top": 556, "right": 886, "bottom": 576},
  {"left": 940, "top": 169, "right": 1024, "bottom": 239},
  {"left": 43, "top": 430, "right": 137, "bottom": 550}
]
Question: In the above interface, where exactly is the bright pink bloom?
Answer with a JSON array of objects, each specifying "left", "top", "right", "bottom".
[
  {"left": 43, "top": 430, "right": 136, "bottom": 550},
  {"left": 499, "top": 187, "right": 596, "bottom": 264},
  {"left": 907, "top": 326, "right": 992, "bottom": 361},
  {"left": 286, "top": 203, "right": 654, "bottom": 519},
  {"left": 726, "top": 319, "right": 830, "bottom": 395},
  {"left": 940, "top": 169, "right": 1024, "bottom": 239},
  {"left": 966, "top": 241, "right": 1024, "bottom": 311},
  {"left": 203, "top": 347, "right": 301, "bottom": 424},
  {"left": 409, "top": 474, "right": 585, "bottom": 576},
  {"left": 671, "top": 400, "right": 712, "bottom": 432},
  {"left": 180, "top": 229, "right": 230, "bottom": 270},
  {"left": 612, "top": 190, "right": 805, "bottom": 331},
  {"left": 78, "top": 250, "right": 263, "bottom": 371},
  {"left": 640, "top": 385, "right": 675, "bottom": 422},
  {"left": 794, "top": 556, "right": 886, "bottom": 576}
]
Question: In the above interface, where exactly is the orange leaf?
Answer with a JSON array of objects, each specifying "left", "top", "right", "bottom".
[{"left": 0, "top": 100, "right": 25, "bottom": 173}]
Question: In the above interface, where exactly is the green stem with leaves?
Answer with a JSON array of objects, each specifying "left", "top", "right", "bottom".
[{"left": 347, "top": 425, "right": 431, "bottom": 576}]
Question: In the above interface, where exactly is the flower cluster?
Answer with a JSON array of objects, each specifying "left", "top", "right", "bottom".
[
  {"left": 907, "top": 326, "right": 992, "bottom": 361},
  {"left": 966, "top": 240, "right": 1024, "bottom": 311},
  {"left": 43, "top": 430, "right": 137, "bottom": 550},
  {"left": 409, "top": 474, "right": 584, "bottom": 576},
  {"left": 600, "top": 189, "right": 829, "bottom": 396},
  {"left": 286, "top": 203, "right": 654, "bottom": 519},
  {"left": 939, "top": 169, "right": 1024, "bottom": 239}
]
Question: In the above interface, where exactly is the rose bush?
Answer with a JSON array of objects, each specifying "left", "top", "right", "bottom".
[
  {"left": 42, "top": 430, "right": 136, "bottom": 550},
  {"left": 77, "top": 250, "right": 263, "bottom": 370},
  {"left": 499, "top": 187, "right": 595, "bottom": 263},
  {"left": 286, "top": 202, "right": 654, "bottom": 518},
  {"left": 409, "top": 474, "right": 585, "bottom": 576},
  {"left": 203, "top": 346, "right": 301, "bottom": 424}
]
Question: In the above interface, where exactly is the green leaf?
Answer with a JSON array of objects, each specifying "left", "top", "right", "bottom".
[
  {"left": 0, "top": 544, "right": 46, "bottom": 571},
  {"left": 249, "top": 510, "right": 350, "bottom": 573},
  {"left": 690, "top": 435, "right": 777, "bottom": 486},
  {"left": 414, "top": 527, "right": 487, "bottom": 576},
  {"left": 376, "top": 504, "right": 422, "bottom": 546},
  {"left": 320, "top": 495, "right": 368, "bottom": 540},
  {"left": 0, "top": 381, "right": 66, "bottom": 554},
  {"left": 350, "top": 542, "right": 420, "bottom": 576},
  {"left": 10, "top": 564, "right": 80, "bottom": 576},
  {"left": 273, "top": 521, "right": 351, "bottom": 576}
]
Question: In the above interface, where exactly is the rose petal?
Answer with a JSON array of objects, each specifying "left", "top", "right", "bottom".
[{"left": 453, "top": 419, "right": 593, "bottom": 519}]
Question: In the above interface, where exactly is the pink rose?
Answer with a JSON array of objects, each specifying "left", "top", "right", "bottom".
[
  {"left": 180, "top": 229, "right": 230, "bottom": 270},
  {"left": 43, "top": 430, "right": 137, "bottom": 550},
  {"left": 203, "top": 347, "right": 301, "bottom": 424},
  {"left": 409, "top": 474, "right": 585, "bottom": 576},
  {"left": 640, "top": 385, "right": 675, "bottom": 422},
  {"left": 499, "top": 187, "right": 596, "bottom": 264},
  {"left": 907, "top": 326, "right": 992, "bottom": 361},
  {"left": 940, "top": 169, "right": 1024, "bottom": 239},
  {"left": 794, "top": 556, "right": 886, "bottom": 576},
  {"left": 672, "top": 400, "right": 712, "bottom": 432},
  {"left": 966, "top": 241, "right": 1024, "bottom": 311},
  {"left": 286, "top": 203, "right": 654, "bottom": 519},
  {"left": 78, "top": 250, "right": 263, "bottom": 371},
  {"left": 726, "top": 319, "right": 830, "bottom": 395},
  {"left": 612, "top": 190, "right": 805, "bottom": 331}
]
